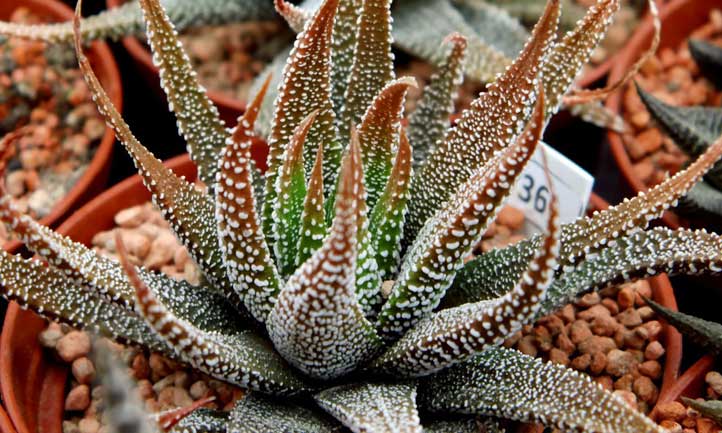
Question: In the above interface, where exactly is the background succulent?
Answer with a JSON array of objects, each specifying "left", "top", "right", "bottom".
[
  {"left": 0, "top": 0, "right": 627, "bottom": 131},
  {"left": 0, "top": 0, "right": 721, "bottom": 432},
  {"left": 637, "top": 39, "right": 722, "bottom": 225}
]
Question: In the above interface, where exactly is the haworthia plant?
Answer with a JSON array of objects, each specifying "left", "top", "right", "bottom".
[{"left": 2, "top": 0, "right": 722, "bottom": 432}]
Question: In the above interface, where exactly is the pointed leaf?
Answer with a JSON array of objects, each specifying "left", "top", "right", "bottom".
[
  {"left": 215, "top": 82, "right": 282, "bottom": 324},
  {"left": 117, "top": 236, "right": 311, "bottom": 395},
  {"left": 357, "top": 77, "right": 416, "bottom": 209},
  {"left": 0, "top": 251, "right": 171, "bottom": 355},
  {"left": 374, "top": 161, "right": 559, "bottom": 375},
  {"left": 638, "top": 85, "right": 722, "bottom": 189},
  {"left": 91, "top": 340, "right": 160, "bottom": 433},
  {"left": 273, "top": 111, "right": 317, "bottom": 276},
  {"left": 392, "top": 0, "right": 511, "bottom": 83},
  {"left": 275, "top": 0, "right": 312, "bottom": 33},
  {"left": 644, "top": 297, "right": 722, "bottom": 357},
  {"left": 136, "top": 0, "right": 231, "bottom": 188},
  {"left": 330, "top": 0, "right": 364, "bottom": 123},
  {"left": 0, "top": 0, "right": 275, "bottom": 44},
  {"left": 72, "top": 12, "right": 234, "bottom": 298},
  {"left": 419, "top": 346, "right": 665, "bottom": 433},
  {"left": 316, "top": 382, "right": 423, "bottom": 433},
  {"left": 264, "top": 0, "right": 341, "bottom": 241},
  {"left": 689, "top": 39, "right": 722, "bottom": 88},
  {"left": 681, "top": 397, "right": 722, "bottom": 426},
  {"left": 451, "top": 0, "right": 528, "bottom": 57},
  {"left": 677, "top": 180, "right": 722, "bottom": 219},
  {"left": 228, "top": 394, "right": 341, "bottom": 433},
  {"left": 562, "top": 113, "right": 722, "bottom": 265},
  {"left": 407, "top": 34, "right": 466, "bottom": 169},
  {"left": 296, "top": 143, "right": 328, "bottom": 266},
  {"left": 369, "top": 128, "right": 413, "bottom": 280},
  {"left": 377, "top": 89, "right": 545, "bottom": 340},
  {"left": 0, "top": 190, "right": 243, "bottom": 333},
  {"left": 267, "top": 133, "right": 382, "bottom": 380},
  {"left": 407, "top": 0, "right": 559, "bottom": 237},
  {"left": 169, "top": 409, "right": 228, "bottom": 433},
  {"left": 541, "top": 0, "right": 621, "bottom": 119},
  {"left": 339, "top": 0, "right": 395, "bottom": 140},
  {"left": 540, "top": 226, "right": 722, "bottom": 317}
]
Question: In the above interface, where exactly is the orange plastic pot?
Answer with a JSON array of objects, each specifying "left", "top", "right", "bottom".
[
  {"left": 606, "top": 0, "right": 722, "bottom": 229},
  {"left": 0, "top": 0, "right": 122, "bottom": 252},
  {"left": 105, "top": 0, "right": 246, "bottom": 126},
  {"left": 0, "top": 404, "right": 17, "bottom": 433},
  {"left": 650, "top": 354, "right": 716, "bottom": 419}
]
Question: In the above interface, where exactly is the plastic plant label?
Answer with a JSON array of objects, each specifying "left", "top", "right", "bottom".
[{"left": 508, "top": 142, "right": 594, "bottom": 236}]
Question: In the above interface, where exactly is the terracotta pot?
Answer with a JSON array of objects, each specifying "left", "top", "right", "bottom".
[
  {"left": 105, "top": 0, "right": 246, "bottom": 126},
  {"left": 0, "top": 0, "right": 122, "bottom": 252},
  {"left": 0, "top": 404, "right": 17, "bottom": 433},
  {"left": 650, "top": 354, "right": 716, "bottom": 420},
  {"left": 606, "top": 0, "right": 722, "bottom": 229}
]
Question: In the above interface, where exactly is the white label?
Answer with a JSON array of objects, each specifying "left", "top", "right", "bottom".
[{"left": 507, "top": 143, "right": 594, "bottom": 236}]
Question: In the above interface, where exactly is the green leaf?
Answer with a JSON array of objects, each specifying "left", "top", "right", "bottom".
[
  {"left": 540, "top": 226, "right": 722, "bottom": 317},
  {"left": 407, "top": 34, "right": 466, "bottom": 170},
  {"left": 677, "top": 180, "right": 722, "bottom": 219},
  {"left": 264, "top": 0, "right": 341, "bottom": 246},
  {"left": 0, "top": 251, "right": 171, "bottom": 355},
  {"left": 273, "top": 112, "right": 318, "bottom": 276},
  {"left": 338, "top": 0, "right": 395, "bottom": 141},
  {"left": 137, "top": 0, "right": 231, "bottom": 189},
  {"left": 540, "top": 0, "right": 620, "bottom": 121},
  {"left": 91, "top": 340, "right": 161, "bottom": 433},
  {"left": 369, "top": 129, "right": 413, "bottom": 280},
  {"left": 117, "top": 241, "right": 311, "bottom": 396},
  {"left": 451, "top": 0, "right": 529, "bottom": 57},
  {"left": 0, "top": 0, "right": 275, "bottom": 44},
  {"left": 316, "top": 382, "right": 422, "bottom": 433},
  {"left": 406, "top": 0, "right": 559, "bottom": 238},
  {"left": 645, "top": 297, "right": 722, "bottom": 357},
  {"left": 392, "top": 0, "right": 511, "bottom": 83},
  {"left": 296, "top": 143, "right": 328, "bottom": 266},
  {"left": 330, "top": 0, "right": 364, "bottom": 123},
  {"left": 374, "top": 158, "right": 559, "bottom": 375},
  {"left": 358, "top": 77, "right": 416, "bottom": 210},
  {"left": 169, "top": 409, "right": 228, "bottom": 433},
  {"left": 637, "top": 85, "right": 722, "bottom": 189},
  {"left": 681, "top": 397, "right": 722, "bottom": 426},
  {"left": 267, "top": 134, "right": 382, "bottom": 380},
  {"left": 228, "top": 394, "right": 341, "bottom": 433},
  {"left": 0, "top": 192, "right": 244, "bottom": 333},
  {"left": 71, "top": 17, "right": 235, "bottom": 299},
  {"left": 419, "top": 346, "right": 665, "bottom": 433},
  {"left": 215, "top": 76, "right": 282, "bottom": 324},
  {"left": 377, "top": 88, "right": 545, "bottom": 341},
  {"left": 689, "top": 39, "right": 722, "bottom": 89}
]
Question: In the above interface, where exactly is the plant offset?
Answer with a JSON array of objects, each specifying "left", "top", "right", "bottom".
[{"left": 2, "top": 0, "right": 722, "bottom": 432}]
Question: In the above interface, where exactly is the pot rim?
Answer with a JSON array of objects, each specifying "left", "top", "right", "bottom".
[
  {"left": 604, "top": 0, "right": 722, "bottom": 229},
  {"left": 0, "top": 0, "right": 123, "bottom": 252}
]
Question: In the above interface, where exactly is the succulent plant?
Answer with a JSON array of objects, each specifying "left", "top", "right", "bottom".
[
  {"left": 636, "top": 40, "right": 722, "bottom": 223},
  {"left": 1, "top": 0, "right": 722, "bottom": 432}
]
